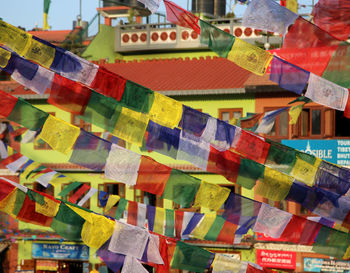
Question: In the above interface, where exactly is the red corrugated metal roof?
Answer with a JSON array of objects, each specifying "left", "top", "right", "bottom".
[
  {"left": 102, "top": 56, "right": 253, "bottom": 91},
  {"left": 28, "top": 30, "right": 71, "bottom": 44}
]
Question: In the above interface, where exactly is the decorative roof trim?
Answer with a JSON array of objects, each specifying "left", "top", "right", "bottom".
[{"left": 160, "top": 88, "right": 246, "bottom": 96}]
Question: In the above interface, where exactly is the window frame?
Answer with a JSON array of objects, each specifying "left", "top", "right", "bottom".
[
  {"left": 61, "top": 182, "right": 91, "bottom": 209},
  {"left": 263, "top": 107, "right": 289, "bottom": 140},
  {"left": 134, "top": 189, "right": 163, "bottom": 207},
  {"left": 97, "top": 182, "right": 125, "bottom": 207},
  {"left": 218, "top": 108, "right": 243, "bottom": 122}
]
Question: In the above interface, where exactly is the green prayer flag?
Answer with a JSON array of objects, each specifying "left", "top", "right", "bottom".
[
  {"left": 50, "top": 202, "right": 85, "bottom": 240},
  {"left": 265, "top": 139, "right": 297, "bottom": 174},
  {"left": 171, "top": 241, "right": 213, "bottom": 272},
  {"left": 58, "top": 182, "right": 82, "bottom": 197},
  {"left": 165, "top": 209, "right": 175, "bottom": 237},
  {"left": 200, "top": 20, "right": 235, "bottom": 58},
  {"left": 288, "top": 96, "right": 312, "bottom": 105},
  {"left": 27, "top": 190, "right": 45, "bottom": 205},
  {"left": 120, "top": 81, "right": 154, "bottom": 113},
  {"left": 12, "top": 190, "right": 26, "bottom": 216},
  {"left": 161, "top": 169, "right": 201, "bottom": 208},
  {"left": 115, "top": 198, "right": 127, "bottom": 220},
  {"left": 44, "top": 0, "right": 51, "bottom": 13},
  {"left": 237, "top": 158, "right": 264, "bottom": 189},
  {"left": 7, "top": 98, "right": 49, "bottom": 131},
  {"left": 204, "top": 216, "right": 225, "bottom": 241}
]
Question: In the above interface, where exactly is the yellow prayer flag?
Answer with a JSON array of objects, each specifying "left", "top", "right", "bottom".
[
  {"left": 39, "top": 115, "right": 80, "bottom": 155},
  {"left": 105, "top": 195, "right": 121, "bottom": 213},
  {"left": 113, "top": 107, "right": 149, "bottom": 146},
  {"left": 35, "top": 197, "right": 60, "bottom": 217},
  {"left": 24, "top": 38, "right": 55, "bottom": 68},
  {"left": 255, "top": 167, "right": 293, "bottom": 201},
  {"left": 0, "top": 47, "right": 11, "bottom": 68},
  {"left": 193, "top": 181, "right": 230, "bottom": 211},
  {"left": 153, "top": 207, "right": 165, "bottom": 235},
  {"left": 286, "top": 0, "right": 298, "bottom": 13},
  {"left": 344, "top": 245, "right": 350, "bottom": 260},
  {"left": 20, "top": 162, "right": 42, "bottom": 180},
  {"left": 289, "top": 104, "right": 303, "bottom": 125},
  {"left": 149, "top": 93, "right": 183, "bottom": 129},
  {"left": 0, "top": 21, "right": 32, "bottom": 56},
  {"left": 0, "top": 188, "right": 18, "bottom": 216},
  {"left": 212, "top": 254, "right": 241, "bottom": 273},
  {"left": 190, "top": 214, "right": 216, "bottom": 240},
  {"left": 81, "top": 214, "right": 115, "bottom": 249},
  {"left": 290, "top": 157, "right": 321, "bottom": 186},
  {"left": 227, "top": 38, "right": 273, "bottom": 76}
]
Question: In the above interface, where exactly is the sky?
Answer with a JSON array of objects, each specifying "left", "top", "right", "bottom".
[{"left": 1, "top": 0, "right": 314, "bottom": 31}]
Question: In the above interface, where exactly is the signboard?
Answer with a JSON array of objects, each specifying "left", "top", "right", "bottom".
[
  {"left": 32, "top": 243, "right": 89, "bottom": 260},
  {"left": 304, "top": 258, "right": 350, "bottom": 273},
  {"left": 256, "top": 249, "right": 296, "bottom": 269},
  {"left": 281, "top": 139, "right": 350, "bottom": 166}
]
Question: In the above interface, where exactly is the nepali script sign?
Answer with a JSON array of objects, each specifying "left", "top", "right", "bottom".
[
  {"left": 256, "top": 249, "right": 296, "bottom": 269},
  {"left": 281, "top": 139, "right": 350, "bottom": 166}
]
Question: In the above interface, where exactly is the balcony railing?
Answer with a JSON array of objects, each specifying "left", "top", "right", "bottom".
[{"left": 115, "top": 18, "right": 283, "bottom": 52}]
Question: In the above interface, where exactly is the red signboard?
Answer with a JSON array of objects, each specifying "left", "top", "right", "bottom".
[{"left": 256, "top": 249, "right": 296, "bottom": 269}]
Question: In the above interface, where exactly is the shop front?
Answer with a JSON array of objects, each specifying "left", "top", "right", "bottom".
[{"left": 32, "top": 243, "right": 90, "bottom": 273}]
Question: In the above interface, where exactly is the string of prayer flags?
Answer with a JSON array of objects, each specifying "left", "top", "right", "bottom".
[
  {"left": 199, "top": 20, "right": 235, "bottom": 58},
  {"left": 242, "top": 0, "right": 298, "bottom": 35},
  {"left": 164, "top": 209, "right": 175, "bottom": 237},
  {"left": 193, "top": 181, "right": 230, "bottom": 211},
  {"left": 161, "top": 169, "right": 201, "bottom": 208},
  {"left": 203, "top": 215, "right": 226, "bottom": 241},
  {"left": 105, "top": 144, "right": 141, "bottom": 186},
  {"left": 68, "top": 183, "right": 91, "bottom": 204},
  {"left": 190, "top": 213, "right": 217, "bottom": 240},
  {"left": 288, "top": 104, "right": 304, "bottom": 125},
  {"left": 182, "top": 212, "right": 204, "bottom": 239},
  {"left": 171, "top": 241, "right": 213, "bottom": 272},
  {"left": 269, "top": 56, "right": 310, "bottom": 95},
  {"left": 265, "top": 139, "right": 297, "bottom": 174},
  {"left": 253, "top": 203, "right": 293, "bottom": 238},
  {"left": 136, "top": 0, "right": 161, "bottom": 14},
  {"left": 255, "top": 108, "right": 289, "bottom": 135},
  {"left": 48, "top": 74, "right": 92, "bottom": 115},
  {"left": 5, "top": 154, "right": 29, "bottom": 173},
  {"left": 69, "top": 129, "right": 111, "bottom": 171},
  {"left": 112, "top": 107, "right": 149, "bottom": 146},
  {"left": 214, "top": 119, "right": 236, "bottom": 151},
  {"left": 239, "top": 113, "right": 263, "bottom": 131},
  {"left": 180, "top": 105, "right": 210, "bottom": 137},
  {"left": 35, "top": 195, "right": 60, "bottom": 218},
  {"left": 0, "top": 21, "right": 32, "bottom": 56},
  {"left": 145, "top": 120, "right": 180, "bottom": 159},
  {"left": 305, "top": 73, "right": 349, "bottom": 111},
  {"left": 0, "top": 90, "right": 18, "bottom": 118},
  {"left": 120, "top": 80, "right": 154, "bottom": 113},
  {"left": 227, "top": 38, "right": 273, "bottom": 76},
  {"left": 290, "top": 156, "right": 322, "bottom": 187},
  {"left": 311, "top": 0, "right": 350, "bottom": 41},
  {"left": 127, "top": 201, "right": 147, "bottom": 228},
  {"left": 278, "top": 17, "right": 341, "bottom": 76},
  {"left": 149, "top": 92, "right": 183, "bottom": 129},
  {"left": 39, "top": 115, "right": 80, "bottom": 155},
  {"left": 105, "top": 195, "right": 121, "bottom": 214},
  {"left": 135, "top": 156, "right": 172, "bottom": 195},
  {"left": 153, "top": 207, "right": 166, "bottom": 235},
  {"left": 163, "top": 0, "right": 200, "bottom": 35},
  {"left": 122, "top": 256, "right": 148, "bottom": 273}
]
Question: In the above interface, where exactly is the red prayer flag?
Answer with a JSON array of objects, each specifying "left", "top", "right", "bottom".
[
  {"left": 207, "top": 146, "right": 241, "bottom": 183},
  {"left": 234, "top": 131, "right": 270, "bottom": 164},
  {"left": 279, "top": 215, "right": 307, "bottom": 243},
  {"left": 0, "top": 178, "right": 15, "bottom": 201},
  {"left": 0, "top": 90, "right": 18, "bottom": 118},
  {"left": 68, "top": 183, "right": 90, "bottom": 204},
  {"left": 1, "top": 153, "right": 22, "bottom": 166},
  {"left": 299, "top": 220, "right": 322, "bottom": 245},
  {"left": 216, "top": 220, "right": 238, "bottom": 244},
  {"left": 174, "top": 210, "right": 184, "bottom": 239},
  {"left": 135, "top": 156, "right": 172, "bottom": 196},
  {"left": 240, "top": 113, "right": 263, "bottom": 130},
  {"left": 312, "top": 0, "right": 350, "bottom": 41},
  {"left": 16, "top": 194, "right": 53, "bottom": 227},
  {"left": 279, "top": 17, "right": 341, "bottom": 76},
  {"left": 48, "top": 74, "right": 91, "bottom": 115},
  {"left": 127, "top": 201, "right": 138, "bottom": 226},
  {"left": 90, "top": 67, "right": 126, "bottom": 101},
  {"left": 163, "top": 0, "right": 200, "bottom": 34},
  {"left": 344, "top": 90, "right": 350, "bottom": 119}
]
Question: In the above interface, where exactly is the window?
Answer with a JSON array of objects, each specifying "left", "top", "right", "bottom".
[
  {"left": 71, "top": 113, "right": 91, "bottom": 131},
  {"left": 34, "top": 112, "right": 55, "bottom": 150},
  {"left": 62, "top": 182, "right": 91, "bottom": 209},
  {"left": 134, "top": 189, "right": 163, "bottom": 207},
  {"left": 292, "top": 107, "right": 336, "bottom": 139},
  {"left": 24, "top": 182, "right": 54, "bottom": 196},
  {"left": 264, "top": 107, "right": 289, "bottom": 140},
  {"left": 97, "top": 183, "right": 125, "bottom": 207},
  {"left": 219, "top": 108, "right": 243, "bottom": 122}
]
